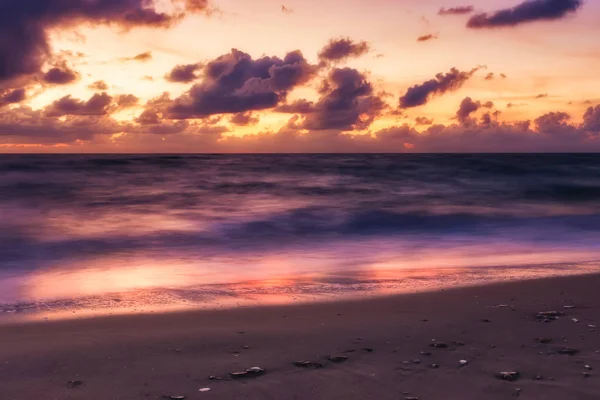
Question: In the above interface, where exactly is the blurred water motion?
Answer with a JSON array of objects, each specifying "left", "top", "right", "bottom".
[{"left": 1, "top": 154, "right": 600, "bottom": 319}]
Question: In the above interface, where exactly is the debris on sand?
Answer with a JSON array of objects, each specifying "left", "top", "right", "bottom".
[
  {"left": 293, "top": 361, "right": 325, "bottom": 368},
  {"left": 431, "top": 364, "right": 440, "bottom": 369},
  {"left": 563, "top": 305, "right": 576, "bottom": 309},
  {"left": 557, "top": 347, "right": 578, "bottom": 356},
  {"left": 199, "top": 388, "right": 211, "bottom": 392},
  {"left": 533, "top": 375, "right": 544, "bottom": 380},
  {"left": 163, "top": 396, "right": 186, "bottom": 400},
  {"left": 362, "top": 348, "right": 375, "bottom": 353},
  {"left": 208, "top": 376, "right": 221, "bottom": 381},
  {"left": 496, "top": 372, "right": 521, "bottom": 381},
  {"left": 327, "top": 355, "right": 349, "bottom": 363},
  {"left": 585, "top": 365, "right": 593, "bottom": 370},
  {"left": 420, "top": 351, "right": 432, "bottom": 356},
  {"left": 66, "top": 381, "right": 83, "bottom": 389},
  {"left": 513, "top": 388, "right": 522, "bottom": 397},
  {"left": 536, "top": 337, "right": 552, "bottom": 344},
  {"left": 430, "top": 342, "right": 448, "bottom": 348},
  {"left": 583, "top": 372, "right": 592, "bottom": 378},
  {"left": 229, "top": 367, "right": 266, "bottom": 378},
  {"left": 494, "top": 304, "right": 510, "bottom": 308},
  {"left": 405, "top": 397, "right": 419, "bottom": 400},
  {"left": 572, "top": 318, "right": 579, "bottom": 323},
  {"left": 459, "top": 360, "right": 468, "bottom": 366},
  {"left": 536, "top": 311, "right": 561, "bottom": 322}
]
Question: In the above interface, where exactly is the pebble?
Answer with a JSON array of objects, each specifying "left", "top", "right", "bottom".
[
  {"left": 293, "top": 361, "right": 325, "bottom": 368},
  {"left": 496, "top": 372, "right": 521, "bottom": 382},
  {"left": 199, "top": 388, "right": 211, "bottom": 393},
  {"left": 431, "top": 342, "right": 448, "bottom": 349},
  {"left": 459, "top": 360, "right": 468, "bottom": 366},
  {"left": 327, "top": 355, "right": 349, "bottom": 363}
]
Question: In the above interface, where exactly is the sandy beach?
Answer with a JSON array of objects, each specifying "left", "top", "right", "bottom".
[{"left": 1, "top": 273, "right": 599, "bottom": 399}]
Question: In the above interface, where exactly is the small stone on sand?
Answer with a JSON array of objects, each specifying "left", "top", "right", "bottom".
[
  {"left": 430, "top": 342, "right": 448, "bottom": 348},
  {"left": 496, "top": 372, "right": 521, "bottom": 381},
  {"left": 199, "top": 388, "right": 211, "bottom": 392},
  {"left": 293, "top": 361, "right": 325, "bottom": 368},
  {"left": 459, "top": 360, "right": 468, "bottom": 366},
  {"left": 557, "top": 347, "right": 578, "bottom": 355},
  {"left": 327, "top": 355, "right": 348, "bottom": 363}
]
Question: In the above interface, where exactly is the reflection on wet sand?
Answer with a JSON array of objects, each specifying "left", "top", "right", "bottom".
[{"left": 0, "top": 245, "right": 598, "bottom": 322}]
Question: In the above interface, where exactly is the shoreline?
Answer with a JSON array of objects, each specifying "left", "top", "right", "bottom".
[
  {"left": 2, "top": 260, "right": 600, "bottom": 325},
  {"left": 1, "top": 273, "right": 600, "bottom": 399}
]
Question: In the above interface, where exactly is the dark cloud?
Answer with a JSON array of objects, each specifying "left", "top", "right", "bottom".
[
  {"left": 456, "top": 97, "right": 481, "bottom": 123},
  {"left": 483, "top": 101, "right": 494, "bottom": 108},
  {"left": 0, "top": 106, "right": 123, "bottom": 144},
  {"left": 45, "top": 93, "right": 113, "bottom": 117},
  {"left": 282, "top": 5, "right": 294, "bottom": 14},
  {"left": 301, "top": 68, "right": 386, "bottom": 131},
  {"left": 438, "top": 6, "right": 475, "bottom": 15},
  {"left": 535, "top": 93, "right": 549, "bottom": 99},
  {"left": 166, "top": 49, "right": 317, "bottom": 118},
  {"left": 0, "top": 0, "right": 208, "bottom": 87},
  {"left": 485, "top": 72, "right": 495, "bottom": 80},
  {"left": 165, "top": 63, "right": 202, "bottom": 83},
  {"left": 417, "top": 34, "right": 439, "bottom": 42},
  {"left": 399, "top": 67, "right": 481, "bottom": 108},
  {"left": 318, "top": 38, "right": 371, "bottom": 63},
  {"left": 467, "top": 0, "right": 583, "bottom": 29},
  {"left": 115, "top": 94, "right": 139, "bottom": 109},
  {"left": 274, "top": 99, "right": 316, "bottom": 114},
  {"left": 89, "top": 80, "right": 109, "bottom": 90},
  {"left": 583, "top": 105, "right": 600, "bottom": 132},
  {"left": 229, "top": 112, "right": 260, "bottom": 126},
  {"left": 0, "top": 88, "right": 26, "bottom": 108},
  {"left": 42, "top": 65, "right": 78, "bottom": 85},
  {"left": 415, "top": 116, "right": 434, "bottom": 125},
  {"left": 500, "top": 73, "right": 508, "bottom": 79}
]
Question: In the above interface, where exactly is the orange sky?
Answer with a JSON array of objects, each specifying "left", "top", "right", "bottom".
[{"left": 0, "top": 0, "right": 599, "bottom": 152}]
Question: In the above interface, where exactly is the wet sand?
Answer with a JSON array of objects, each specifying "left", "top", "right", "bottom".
[{"left": 1, "top": 273, "right": 600, "bottom": 400}]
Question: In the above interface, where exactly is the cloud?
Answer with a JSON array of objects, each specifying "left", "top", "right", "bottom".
[
  {"left": 274, "top": 99, "right": 316, "bottom": 114},
  {"left": 121, "top": 51, "right": 153, "bottom": 62},
  {"left": 485, "top": 72, "right": 495, "bottom": 80},
  {"left": 115, "top": 94, "right": 139, "bottom": 109},
  {"left": 467, "top": 0, "right": 583, "bottom": 29},
  {"left": 456, "top": 97, "right": 481, "bottom": 123},
  {"left": 165, "top": 63, "right": 202, "bottom": 83},
  {"left": 399, "top": 67, "right": 482, "bottom": 108},
  {"left": 318, "top": 38, "right": 371, "bottom": 63},
  {"left": 45, "top": 93, "right": 113, "bottom": 117},
  {"left": 417, "top": 34, "right": 439, "bottom": 42},
  {"left": 0, "top": 88, "right": 26, "bottom": 108},
  {"left": 439, "top": 6, "right": 475, "bottom": 15},
  {"left": 88, "top": 80, "right": 109, "bottom": 90},
  {"left": 583, "top": 106, "right": 600, "bottom": 132},
  {"left": 301, "top": 68, "right": 386, "bottom": 131},
  {"left": 282, "top": 5, "right": 294, "bottom": 14},
  {"left": 415, "top": 116, "right": 433, "bottom": 125},
  {"left": 535, "top": 93, "right": 549, "bottom": 99},
  {"left": 42, "top": 64, "right": 78, "bottom": 85},
  {"left": 0, "top": 106, "right": 123, "bottom": 144},
  {"left": 0, "top": 0, "right": 208, "bottom": 87},
  {"left": 229, "top": 112, "right": 260, "bottom": 126},
  {"left": 165, "top": 49, "right": 317, "bottom": 118}
]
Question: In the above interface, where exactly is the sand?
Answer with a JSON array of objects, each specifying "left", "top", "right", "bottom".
[{"left": 1, "top": 274, "right": 600, "bottom": 399}]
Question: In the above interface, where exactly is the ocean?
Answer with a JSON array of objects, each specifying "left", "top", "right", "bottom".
[{"left": 1, "top": 154, "right": 600, "bottom": 319}]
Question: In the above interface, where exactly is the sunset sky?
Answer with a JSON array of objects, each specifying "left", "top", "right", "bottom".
[{"left": 0, "top": 0, "right": 599, "bottom": 152}]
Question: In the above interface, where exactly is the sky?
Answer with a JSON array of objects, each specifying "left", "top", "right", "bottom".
[{"left": 0, "top": 0, "right": 599, "bottom": 152}]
